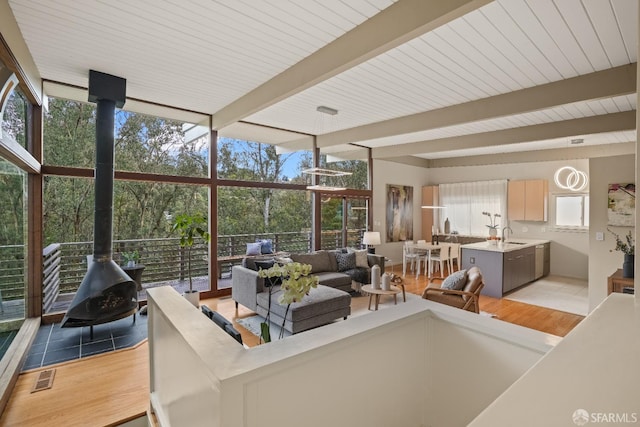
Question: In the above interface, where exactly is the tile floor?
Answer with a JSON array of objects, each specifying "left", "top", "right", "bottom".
[
  {"left": 504, "top": 275, "right": 589, "bottom": 316},
  {"left": 22, "top": 312, "right": 148, "bottom": 371}
]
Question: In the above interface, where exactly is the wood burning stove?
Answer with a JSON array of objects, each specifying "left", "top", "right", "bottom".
[{"left": 61, "top": 71, "right": 137, "bottom": 332}]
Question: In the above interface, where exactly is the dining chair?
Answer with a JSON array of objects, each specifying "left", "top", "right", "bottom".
[
  {"left": 426, "top": 243, "right": 451, "bottom": 277},
  {"left": 403, "top": 242, "right": 421, "bottom": 276},
  {"left": 448, "top": 243, "right": 461, "bottom": 273}
]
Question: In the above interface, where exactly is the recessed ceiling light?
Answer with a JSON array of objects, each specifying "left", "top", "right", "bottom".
[
  {"left": 316, "top": 105, "right": 338, "bottom": 115},
  {"left": 570, "top": 138, "right": 584, "bottom": 145}
]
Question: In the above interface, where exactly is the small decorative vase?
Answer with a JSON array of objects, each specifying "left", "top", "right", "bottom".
[
  {"left": 381, "top": 273, "right": 390, "bottom": 291},
  {"left": 623, "top": 254, "right": 634, "bottom": 278},
  {"left": 488, "top": 228, "right": 498, "bottom": 238},
  {"left": 371, "top": 264, "right": 381, "bottom": 289},
  {"left": 444, "top": 218, "right": 450, "bottom": 234}
]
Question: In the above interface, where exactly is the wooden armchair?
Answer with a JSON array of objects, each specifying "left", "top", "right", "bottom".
[{"left": 421, "top": 266, "right": 484, "bottom": 313}]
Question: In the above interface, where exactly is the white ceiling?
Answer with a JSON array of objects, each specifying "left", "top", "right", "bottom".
[{"left": 6, "top": 0, "right": 639, "bottom": 166}]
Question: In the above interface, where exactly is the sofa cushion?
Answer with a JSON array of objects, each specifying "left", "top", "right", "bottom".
[
  {"left": 441, "top": 269, "right": 467, "bottom": 290},
  {"left": 314, "top": 271, "right": 352, "bottom": 289},
  {"left": 291, "top": 252, "right": 334, "bottom": 273},
  {"left": 257, "top": 285, "right": 350, "bottom": 322},
  {"left": 246, "top": 242, "right": 262, "bottom": 256},
  {"left": 335, "top": 252, "right": 356, "bottom": 271}
]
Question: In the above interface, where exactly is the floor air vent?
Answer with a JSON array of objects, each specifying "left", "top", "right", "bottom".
[{"left": 31, "top": 368, "right": 56, "bottom": 393}]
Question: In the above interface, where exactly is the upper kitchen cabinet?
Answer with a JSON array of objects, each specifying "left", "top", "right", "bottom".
[{"left": 508, "top": 180, "right": 548, "bottom": 221}]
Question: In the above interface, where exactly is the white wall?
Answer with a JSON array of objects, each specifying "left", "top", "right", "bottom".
[
  {"left": 372, "top": 158, "right": 590, "bottom": 279},
  {"left": 372, "top": 159, "right": 429, "bottom": 265},
  {"left": 588, "top": 155, "right": 635, "bottom": 311},
  {"left": 148, "top": 287, "right": 555, "bottom": 427}
]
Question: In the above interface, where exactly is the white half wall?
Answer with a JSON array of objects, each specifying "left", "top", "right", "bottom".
[{"left": 148, "top": 286, "right": 556, "bottom": 427}]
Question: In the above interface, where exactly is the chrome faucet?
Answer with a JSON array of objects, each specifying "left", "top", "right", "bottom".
[{"left": 502, "top": 226, "right": 513, "bottom": 242}]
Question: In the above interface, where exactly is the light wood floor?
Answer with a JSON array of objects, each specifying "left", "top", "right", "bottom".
[{"left": 0, "top": 270, "right": 585, "bottom": 426}]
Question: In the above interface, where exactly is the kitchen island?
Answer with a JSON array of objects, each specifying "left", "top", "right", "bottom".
[{"left": 460, "top": 238, "right": 550, "bottom": 298}]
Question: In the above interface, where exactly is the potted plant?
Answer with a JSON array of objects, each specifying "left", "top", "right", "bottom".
[
  {"left": 121, "top": 250, "right": 140, "bottom": 267},
  {"left": 257, "top": 262, "right": 319, "bottom": 342},
  {"left": 608, "top": 228, "right": 635, "bottom": 278},
  {"left": 172, "top": 213, "right": 211, "bottom": 307},
  {"left": 482, "top": 211, "right": 501, "bottom": 241}
]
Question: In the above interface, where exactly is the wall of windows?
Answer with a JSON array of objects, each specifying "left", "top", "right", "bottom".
[
  {"left": 34, "top": 90, "right": 371, "bottom": 312},
  {"left": 0, "top": 157, "right": 26, "bottom": 324}
]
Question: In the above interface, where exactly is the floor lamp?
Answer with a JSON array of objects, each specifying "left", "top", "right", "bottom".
[{"left": 363, "top": 231, "right": 381, "bottom": 254}]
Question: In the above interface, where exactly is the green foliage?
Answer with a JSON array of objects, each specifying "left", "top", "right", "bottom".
[
  {"left": 608, "top": 228, "right": 634, "bottom": 256},
  {"left": 42, "top": 98, "right": 209, "bottom": 245},
  {"left": 172, "top": 213, "right": 210, "bottom": 291},
  {"left": 257, "top": 262, "right": 319, "bottom": 342},
  {"left": 121, "top": 250, "right": 140, "bottom": 264}
]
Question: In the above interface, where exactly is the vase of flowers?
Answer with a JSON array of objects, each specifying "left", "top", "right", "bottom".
[
  {"left": 257, "top": 262, "right": 319, "bottom": 342},
  {"left": 608, "top": 228, "right": 635, "bottom": 278}
]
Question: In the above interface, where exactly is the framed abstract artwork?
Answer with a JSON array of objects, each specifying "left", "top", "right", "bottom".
[
  {"left": 608, "top": 183, "right": 635, "bottom": 226},
  {"left": 386, "top": 184, "right": 413, "bottom": 242}
]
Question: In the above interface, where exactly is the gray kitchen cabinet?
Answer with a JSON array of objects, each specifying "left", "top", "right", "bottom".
[
  {"left": 461, "top": 248, "right": 504, "bottom": 298},
  {"left": 462, "top": 245, "right": 537, "bottom": 297},
  {"left": 503, "top": 246, "right": 535, "bottom": 293}
]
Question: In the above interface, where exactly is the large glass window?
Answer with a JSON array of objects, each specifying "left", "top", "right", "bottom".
[
  {"left": 44, "top": 97, "right": 209, "bottom": 177},
  {"left": 217, "top": 137, "right": 309, "bottom": 183},
  {"left": 555, "top": 194, "right": 589, "bottom": 228},
  {"left": 1, "top": 86, "right": 28, "bottom": 149},
  {"left": 217, "top": 186, "right": 311, "bottom": 280},
  {"left": 0, "top": 157, "right": 26, "bottom": 321},
  {"left": 439, "top": 180, "right": 508, "bottom": 236},
  {"left": 319, "top": 155, "right": 368, "bottom": 190},
  {"left": 43, "top": 175, "right": 210, "bottom": 313}
]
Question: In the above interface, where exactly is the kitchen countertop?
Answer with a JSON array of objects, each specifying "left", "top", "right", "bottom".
[{"left": 461, "top": 238, "right": 549, "bottom": 253}]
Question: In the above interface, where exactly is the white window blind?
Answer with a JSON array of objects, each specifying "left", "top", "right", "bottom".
[{"left": 438, "top": 180, "right": 508, "bottom": 236}]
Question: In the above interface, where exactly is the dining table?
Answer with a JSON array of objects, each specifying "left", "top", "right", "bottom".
[{"left": 403, "top": 241, "right": 448, "bottom": 282}]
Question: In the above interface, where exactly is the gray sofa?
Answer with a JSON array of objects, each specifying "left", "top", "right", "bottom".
[{"left": 231, "top": 250, "right": 385, "bottom": 334}]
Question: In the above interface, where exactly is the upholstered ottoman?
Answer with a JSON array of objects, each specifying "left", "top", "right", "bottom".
[{"left": 256, "top": 285, "right": 351, "bottom": 334}]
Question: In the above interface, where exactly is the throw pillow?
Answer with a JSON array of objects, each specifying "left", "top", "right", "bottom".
[
  {"left": 335, "top": 252, "right": 356, "bottom": 272},
  {"left": 441, "top": 269, "right": 467, "bottom": 290},
  {"left": 256, "top": 238, "right": 273, "bottom": 254},
  {"left": 352, "top": 249, "right": 369, "bottom": 268},
  {"left": 246, "top": 242, "right": 262, "bottom": 256}
]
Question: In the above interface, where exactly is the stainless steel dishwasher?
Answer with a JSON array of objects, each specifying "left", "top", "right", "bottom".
[{"left": 535, "top": 244, "right": 545, "bottom": 279}]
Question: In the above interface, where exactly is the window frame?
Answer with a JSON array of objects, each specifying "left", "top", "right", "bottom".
[{"left": 553, "top": 192, "right": 589, "bottom": 230}]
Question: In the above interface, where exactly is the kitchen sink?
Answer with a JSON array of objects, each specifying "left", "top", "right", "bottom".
[{"left": 504, "top": 241, "right": 526, "bottom": 245}]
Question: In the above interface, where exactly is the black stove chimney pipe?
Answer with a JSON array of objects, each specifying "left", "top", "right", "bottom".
[
  {"left": 61, "top": 71, "right": 136, "bottom": 329},
  {"left": 88, "top": 70, "right": 125, "bottom": 260}
]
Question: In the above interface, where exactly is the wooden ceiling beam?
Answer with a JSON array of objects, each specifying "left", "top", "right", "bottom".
[
  {"left": 371, "top": 111, "right": 636, "bottom": 158},
  {"left": 317, "top": 63, "right": 637, "bottom": 148},
  {"left": 211, "top": 0, "right": 491, "bottom": 130}
]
